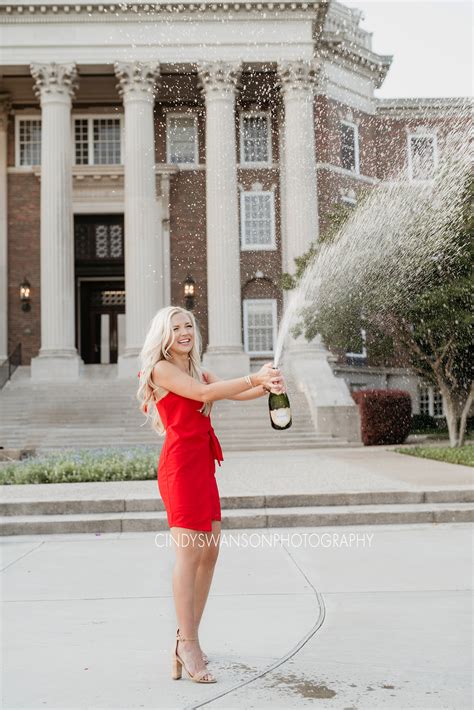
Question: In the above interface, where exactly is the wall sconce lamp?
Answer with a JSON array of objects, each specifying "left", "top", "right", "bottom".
[
  {"left": 183, "top": 274, "right": 196, "bottom": 310},
  {"left": 20, "top": 278, "right": 31, "bottom": 312}
]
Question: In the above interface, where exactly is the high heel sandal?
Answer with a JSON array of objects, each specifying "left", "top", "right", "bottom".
[
  {"left": 176, "top": 627, "right": 209, "bottom": 664},
  {"left": 172, "top": 631, "right": 217, "bottom": 683}
]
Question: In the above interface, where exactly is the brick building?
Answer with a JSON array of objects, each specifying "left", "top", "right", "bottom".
[{"left": 0, "top": 0, "right": 465, "bottom": 423}]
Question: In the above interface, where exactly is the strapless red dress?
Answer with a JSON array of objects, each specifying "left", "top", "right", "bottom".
[{"left": 155, "top": 390, "right": 224, "bottom": 532}]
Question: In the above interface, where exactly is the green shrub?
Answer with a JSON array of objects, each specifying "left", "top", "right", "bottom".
[
  {"left": 410, "top": 414, "right": 447, "bottom": 433},
  {"left": 0, "top": 447, "right": 160, "bottom": 485}
]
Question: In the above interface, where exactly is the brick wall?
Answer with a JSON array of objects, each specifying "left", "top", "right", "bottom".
[{"left": 7, "top": 173, "right": 41, "bottom": 363}]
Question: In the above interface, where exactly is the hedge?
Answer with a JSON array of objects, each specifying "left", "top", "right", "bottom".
[{"left": 352, "top": 389, "right": 412, "bottom": 446}]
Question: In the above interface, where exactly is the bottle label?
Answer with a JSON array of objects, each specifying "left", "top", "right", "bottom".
[{"left": 270, "top": 407, "right": 291, "bottom": 427}]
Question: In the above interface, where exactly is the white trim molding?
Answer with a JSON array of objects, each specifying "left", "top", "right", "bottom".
[{"left": 316, "top": 162, "right": 378, "bottom": 185}]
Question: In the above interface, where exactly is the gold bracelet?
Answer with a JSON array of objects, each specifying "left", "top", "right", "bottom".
[{"left": 244, "top": 374, "right": 253, "bottom": 387}]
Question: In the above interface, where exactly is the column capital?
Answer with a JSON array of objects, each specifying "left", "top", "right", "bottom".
[
  {"left": 30, "top": 62, "right": 78, "bottom": 102},
  {"left": 114, "top": 61, "right": 160, "bottom": 101},
  {"left": 0, "top": 93, "right": 11, "bottom": 131},
  {"left": 197, "top": 61, "right": 242, "bottom": 99},
  {"left": 277, "top": 59, "right": 321, "bottom": 97}
]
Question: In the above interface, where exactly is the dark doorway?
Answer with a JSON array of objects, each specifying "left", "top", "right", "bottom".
[
  {"left": 74, "top": 215, "right": 125, "bottom": 364},
  {"left": 79, "top": 281, "right": 125, "bottom": 364}
]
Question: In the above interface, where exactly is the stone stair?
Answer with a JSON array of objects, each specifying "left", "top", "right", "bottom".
[
  {"left": 1, "top": 489, "right": 472, "bottom": 535},
  {"left": 0, "top": 365, "right": 352, "bottom": 452}
]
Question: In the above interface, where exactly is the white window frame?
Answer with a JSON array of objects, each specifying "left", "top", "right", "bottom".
[
  {"left": 240, "top": 189, "right": 276, "bottom": 251},
  {"left": 418, "top": 384, "right": 445, "bottom": 418},
  {"left": 15, "top": 115, "right": 42, "bottom": 167},
  {"left": 341, "top": 194, "right": 357, "bottom": 206},
  {"left": 340, "top": 119, "right": 360, "bottom": 174},
  {"left": 72, "top": 114, "right": 124, "bottom": 166},
  {"left": 346, "top": 327, "right": 367, "bottom": 359},
  {"left": 165, "top": 112, "right": 199, "bottom": 166},
  {"left": 350, "top": 383, "right": 368, "bottom": 392},
  {"left": 239, "top": 111, "right": 272, "bottom": 167},
  {"left": 407, "top": 131, "right": 438, "bottom": 182},
  {"left": 243, "top": 298, "right": 278, "bottom": 357}
]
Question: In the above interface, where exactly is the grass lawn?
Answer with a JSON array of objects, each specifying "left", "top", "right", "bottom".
[
  {"left": 0, "top": 447, "right": 160, "bottom": 485},
  {"left": 395, "top": 444, "right": 474, "bottom": 467}
]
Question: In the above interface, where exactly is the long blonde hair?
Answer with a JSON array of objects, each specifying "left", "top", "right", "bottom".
[{"left": 137, "top": 305, "right": 211, "bottom": 435}]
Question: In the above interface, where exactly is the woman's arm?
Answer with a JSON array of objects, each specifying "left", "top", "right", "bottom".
[
  {"left": 203, "top": 370, "right": 284, "bottom": 401},
  {"left": 152, "top": 360, "right": 277, "bottom": 404},
  {"left": 203, "top": 369, "right": 269, "bottom": 401}
]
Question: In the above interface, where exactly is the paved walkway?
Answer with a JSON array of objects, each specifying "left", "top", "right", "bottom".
[
  {"left": 1, "top": 447, "right": 473, "bottom": 503},
  {"left": 1, "top": 521, "right": 472, "bottom": 709}
]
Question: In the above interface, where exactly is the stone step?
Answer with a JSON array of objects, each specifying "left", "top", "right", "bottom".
[
  {"left": 1, "top": 501, "right": 473, "bottom": 535},
  {"left": 2, "top": 489, "right": 472, "bottom": 517},
  {"left": 0, "top": 366, "right": 351, "bottom": 451}
]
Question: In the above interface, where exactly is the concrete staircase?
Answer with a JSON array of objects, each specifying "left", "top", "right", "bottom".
[
  {"left": 0, "top": 365, "right": 352, "bottom": 453},
  {"left": 1, "top": 489, "right": 473, "bottom": 535}
]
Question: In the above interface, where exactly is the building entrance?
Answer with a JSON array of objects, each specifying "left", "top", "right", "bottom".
[{"left": 74, "top": 215, "right": 125, "bottom": 364}]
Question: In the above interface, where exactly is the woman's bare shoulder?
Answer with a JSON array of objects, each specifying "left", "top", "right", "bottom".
[
  {"left": 152, "top": 362, "right": 176, "bottom": 401},
  {"left": 153, "top": 360, "right": 173, "bottom": 373}
]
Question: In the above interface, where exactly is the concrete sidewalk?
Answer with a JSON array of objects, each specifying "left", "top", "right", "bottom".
[{"left": 1, "top": 521, "right": 472, "bottom": 709}]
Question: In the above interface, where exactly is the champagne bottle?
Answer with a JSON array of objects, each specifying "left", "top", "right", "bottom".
[{"left": 268, "top": 391, "right": 292, "bottom": 430}]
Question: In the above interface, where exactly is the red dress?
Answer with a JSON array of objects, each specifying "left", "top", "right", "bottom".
[{"left": 156, "top": 390, "right": 224, "bottom": 532}]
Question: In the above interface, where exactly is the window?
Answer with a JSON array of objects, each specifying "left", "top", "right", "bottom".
[
  {"left": 419, "top": 386, "right": 430, "bottom": 416},
  {"left": 340, "top": 120, "right": 359, "bottom": 173},
  {"left": 418, "top": 385, "right": 444, "bottom": 417},
  {"left": 240, "top": 191, "right": 276, "bottom": 250},
  {"left": 346, "top": 327, "right": 367, "bottom": 364},
  {"left": 240, "top": 112, "right": 272, "bottom": 165},
  {"left": 166, "top": 114, "right": 198, "bottom": 165},
  {"left": 74, "top": 119, "right": 89, "bottom": 164},
  {"left": 408, "top": 133, "right": 437, "bottom": 181},
  {"left": 243, "top": 299, "right": 277, "bottom": 356},
  {"left": 73, "top": 116, "right": 122, "bottom": 165},
  {"left": 433, "top": 389, "right": 444, "bottom": 417},
  {"left": 16, "top": 118, "right": 42, "bottom": 166}
]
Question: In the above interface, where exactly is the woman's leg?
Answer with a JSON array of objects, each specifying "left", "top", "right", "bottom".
[
  {"left": 170, "top": 526, "right": 215, "bottom": 680},
  {"left": 194, "top": 520, "right": 221, "bottom": 633}
]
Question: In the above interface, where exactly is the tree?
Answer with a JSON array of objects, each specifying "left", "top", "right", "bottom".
[{"left": 282, "top": 177, "right": 473, "bottom": 448}]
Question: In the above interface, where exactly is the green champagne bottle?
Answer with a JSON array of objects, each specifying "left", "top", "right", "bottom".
[{"left": 268, "top": 391, "right": 292, "bottom": 430}]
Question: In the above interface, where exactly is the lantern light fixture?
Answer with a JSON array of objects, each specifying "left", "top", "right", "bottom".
[
  {"left": 183, "top": 274, "right": 196, "bottom": 310},
  {"left": 20, "top": 277, "right": 31, "bottom": 312}
]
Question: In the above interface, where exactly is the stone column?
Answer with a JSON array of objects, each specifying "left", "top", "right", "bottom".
[
  {"left": 198, "top": 61, "right": 249, "bottom": 378},
  {"left": 277, "top": 60, "right": 360, "bottom": 442},
  {"left": 0, "top": 94, "right": 10, "bottom": 363},
  {"left": 30, "top": 63, "right": 83, "bottom": 381},
  {"left": 278, "top": 60, "right": 320, "bottom": 272},
  {"left": 114, "top": 61, "right": 163, "bottom": 379}
]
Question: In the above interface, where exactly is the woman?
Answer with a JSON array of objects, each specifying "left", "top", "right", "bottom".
[{"left": 137, "top": 305, "right": 284, "bottom": 684}]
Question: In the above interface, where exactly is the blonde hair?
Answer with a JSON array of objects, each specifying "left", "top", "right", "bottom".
[{"left": 137, "top": 305, "right": 211, "bottom": 435}]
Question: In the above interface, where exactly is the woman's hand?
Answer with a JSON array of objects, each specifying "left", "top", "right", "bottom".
[
  {"left": 269, "top": 372, "right": 286, "bottom": 395},
  {"left": 254, "top": 362, "right": 284, "bottom": 392}
]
